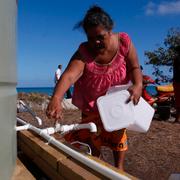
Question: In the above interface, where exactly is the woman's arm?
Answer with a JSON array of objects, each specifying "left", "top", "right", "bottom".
[
  {"left": 46, "top": 51, "right": 85, "bottom": 120},
  {"left": 127, "top": 42, "right": 143, "bottom": 104},
  {"left": 53, "top": 52, "right": 85, "bottom": 100}
]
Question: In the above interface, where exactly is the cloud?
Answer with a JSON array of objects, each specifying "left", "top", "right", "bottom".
[{"left": 145, "top": 1, "right": 180, "bottom": 15}]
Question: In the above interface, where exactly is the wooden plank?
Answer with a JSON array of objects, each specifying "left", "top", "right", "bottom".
[
  {"left": 18, "top": 130, "right": 137, "bottom": 179},
  {"left": 57, "top": 157, "right": 107, "bottom": 180},
  {"left": 88, "top": 155, "right": 138, "bottom": 180},
  {"left": 18, "top": 131, "right": 106, "bottom": 179},
  {"left": 59, "top": 142, "right": 136, "bottom": 179},
  {"left": 18, "top": 130, "right": 68, "bottom": 170},
  {"left": 18, "top": 140, "right": 65, "bottom": 179},
  {"left": 11, "top": 158, "right": 35, "bottom": 180}
]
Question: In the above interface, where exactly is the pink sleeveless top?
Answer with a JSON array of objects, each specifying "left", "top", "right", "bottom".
[{"left": 72, "top": 32, "right": 131, "bottom": 112}]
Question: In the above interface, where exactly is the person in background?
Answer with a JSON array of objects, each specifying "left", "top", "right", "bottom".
[
  {"left": 54, "top": 64, "right": 72, "bottom": 98},
  {"left": 173, "top": 46, "right": 180, "bottom": 123},
  {"left": 46, "top": 5, "right": 142, "bottom": 170},
  {"left": 54, "top": 64, "right": 62, "bottom": 84}
]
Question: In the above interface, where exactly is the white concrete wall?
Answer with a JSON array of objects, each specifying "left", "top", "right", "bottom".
[{"left": 0, "top": 0, "right": 17, "bottom": 179}]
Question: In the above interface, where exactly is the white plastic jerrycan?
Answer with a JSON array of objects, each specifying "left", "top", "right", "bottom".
[{"left": 97, "top": 86, "right": 155, "bottom": 133}]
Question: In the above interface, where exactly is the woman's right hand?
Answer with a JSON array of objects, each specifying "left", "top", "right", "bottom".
[{"left": 46, "top": 96, "right": 63, "bottom": 122}]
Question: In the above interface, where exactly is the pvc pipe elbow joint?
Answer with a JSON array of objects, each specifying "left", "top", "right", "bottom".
[{"left": 88, "top": 122, "right": 97, "bottom": 132}]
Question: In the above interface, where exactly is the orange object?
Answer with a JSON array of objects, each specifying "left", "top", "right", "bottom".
[
  {"left": 156, "top": 84, "right": 174, "bottom": 93},
  {"left": 64, "top": 115, "right": 128, "bottom": 152}
]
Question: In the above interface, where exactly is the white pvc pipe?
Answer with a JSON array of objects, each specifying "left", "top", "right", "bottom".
[
  {"left": 55, "top": 122, "right": 97, "bottom": 134},
  {"left": 34, "top": 116, "right": 43, "bottom": 126},
  {"left": 16, "top": 120, "right": 97, "bottom": 135},
  {"left": 16, "top": 119, "right": 55, "bottom": 135},
  {"left": 71, "top": 141, "right": 92, "bottom": 155},
  {"left": 15, "top": 124, "right": 30, "bottom": 131},
  {"left": 16, "top": 117, "right": 131, "bottom": 180},
  {"left": 18, "top": 100, "right": 42, "bottom": 125}
]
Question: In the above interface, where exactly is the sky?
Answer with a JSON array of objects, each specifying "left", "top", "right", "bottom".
[{"left": 17, "top": 0, "right": 180, "bottom": 87}]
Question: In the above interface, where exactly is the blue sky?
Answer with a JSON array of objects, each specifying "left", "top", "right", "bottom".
[{"left": 17, "top": 0, "right": 180, "bottom": 87}]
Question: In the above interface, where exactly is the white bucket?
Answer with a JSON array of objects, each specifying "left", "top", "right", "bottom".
[{"left": 97, "top": 87, "right": 155, "bottom": 133}]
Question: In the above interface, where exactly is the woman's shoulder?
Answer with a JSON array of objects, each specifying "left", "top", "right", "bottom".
[
  {"left": 118, "top": 32, "right": 131, "bottom": 44},
  {"left": 118, "top": 32, "right": 131, "bottom": 56},
  {"left": 69, "top": 42, "right": 88, "bottom": 60},
  {"left": 77, "top": 42, "right": 92, "bottom": 62},
  {"left": 78, "top": 41, "right": 88, "bottom": 49}
]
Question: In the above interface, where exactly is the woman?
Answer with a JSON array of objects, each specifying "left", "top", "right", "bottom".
[{"left": 46, "top": 5, "right": 142, "bottom": 170}]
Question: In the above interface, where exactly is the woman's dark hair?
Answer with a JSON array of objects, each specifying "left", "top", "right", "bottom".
[{"left": 74, "top": 5, "right": 114, "bottom": 32}]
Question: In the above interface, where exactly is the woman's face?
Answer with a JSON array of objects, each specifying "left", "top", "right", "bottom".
[{"left": 86, "top": 25, "right": 111, "bottom": 54}]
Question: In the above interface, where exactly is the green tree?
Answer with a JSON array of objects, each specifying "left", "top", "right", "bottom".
[{"left": 145, "top": 27, "right": 180, "bottom": 84}]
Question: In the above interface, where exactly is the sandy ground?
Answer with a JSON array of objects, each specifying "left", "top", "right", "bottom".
[{"left": 17, "top": 93, "right": 180, "bottom": 180}]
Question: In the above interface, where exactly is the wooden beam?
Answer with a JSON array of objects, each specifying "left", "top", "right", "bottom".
[
  {"left": 18, "top": 130, "right": 67, "bottom": 170},
  {"left": 18, "top": 140, "right": 64, "bottom": 179},
  {"left": 18, "top": 130, "right": 106, "bottom": 179},
  {"left": 17, "top": 130, "right": 137, "bottom": 180}
]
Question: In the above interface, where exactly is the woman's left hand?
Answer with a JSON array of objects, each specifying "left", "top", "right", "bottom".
[{"left": 127, "top": 84, "right": 142, "bottom": 105}]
